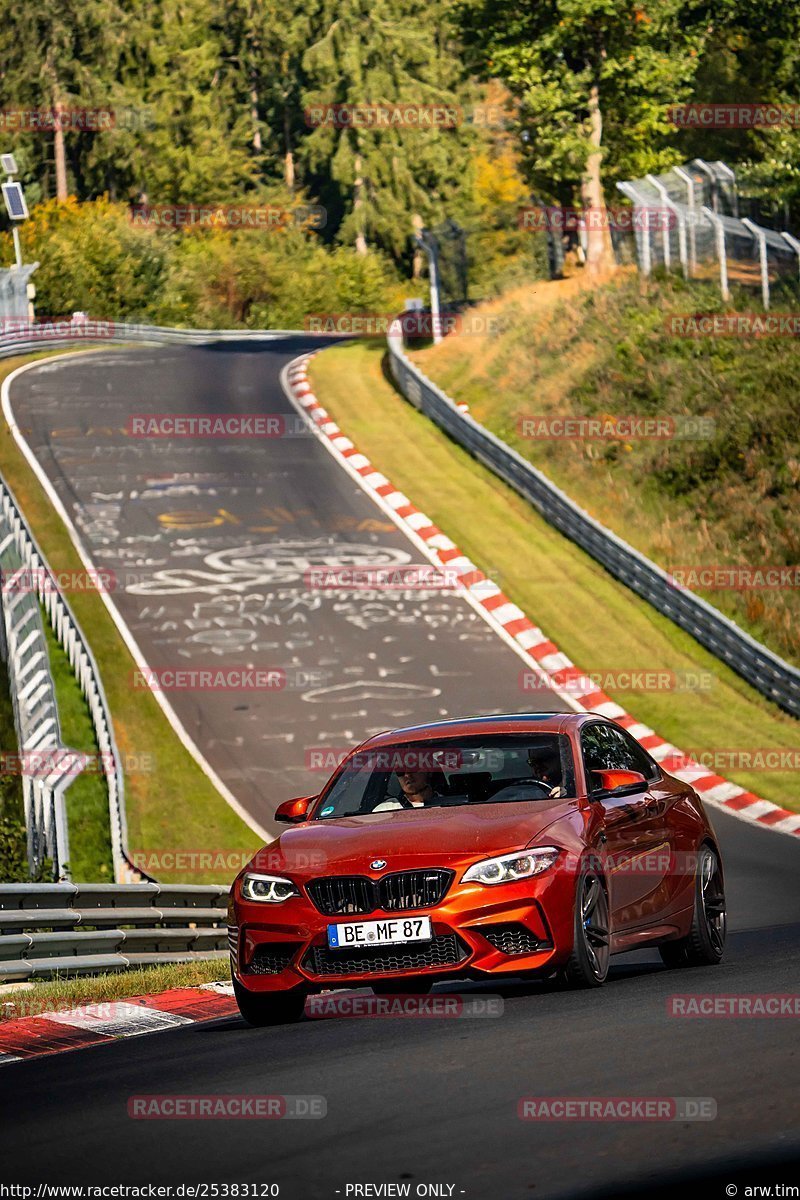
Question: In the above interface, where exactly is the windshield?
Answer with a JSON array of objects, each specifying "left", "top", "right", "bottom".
[{"left": 314, "top": 734, "right": 576, "bottom": 819}]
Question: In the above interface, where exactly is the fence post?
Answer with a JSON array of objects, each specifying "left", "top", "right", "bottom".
[
  {"left": 702, "top": 207, "right": 730, "bottom": 302},
  {"left": 742, "top": 218, "right": 770, "bottom": 310},
  {"left": 645, "top": 175, "right": 679, "bottom": 273},
  {"left": 674, "top": 167, "right": 697, "bottom": 274}
]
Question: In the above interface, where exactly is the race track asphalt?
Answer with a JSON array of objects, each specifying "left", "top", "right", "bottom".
[{"left": 6, "top": 339, "right": 565, "bottom": 832}]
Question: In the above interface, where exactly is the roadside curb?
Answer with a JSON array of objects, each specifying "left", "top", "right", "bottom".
[
  {"left": 284, "top": 354, "right": 800, "bottom": 839},
  {"left": 0, "top": 982, "right": 237, "bottom": 1065}
]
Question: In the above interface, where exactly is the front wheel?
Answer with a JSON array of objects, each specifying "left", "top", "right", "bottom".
[
  {"left": 563, "top": 868, "right": 610, "bottom": 988},
  {"left": 233, "top": 977, "right": 307, "bottom": 1026},
  {"left": 659, "top": 844, "right": 726, "bottom": 968}
]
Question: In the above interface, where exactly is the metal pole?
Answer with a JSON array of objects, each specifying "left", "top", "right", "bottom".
[
  {"left": 11, "top": 227, "right": 22, "bottom": 270},
  {"left": 741, "top": 218, "right": 770, "bottom": 310},
  {"left": 645, "top": 175, "right": 675, "bottom": 271},
  {"left": 674, "top": 167, "right": 697, "bottom": 274},
  {"left": 692, "top": 158, "right": 717, "bottom": 211},
  {"left": 414, "top": 232, "right": 442, "bottom": 345},
  {"left": 702, "top": 207, "right": 730, "bottom": 302}
]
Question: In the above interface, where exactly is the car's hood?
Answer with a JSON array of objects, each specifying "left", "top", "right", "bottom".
[{"left": 252, "top": 799, "right": 577, "bottom": 877}]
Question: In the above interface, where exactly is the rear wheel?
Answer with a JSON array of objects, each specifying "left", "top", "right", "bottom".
[
  {"left": 659, "top": 844, "right": 726, "bottom": 968},
  {"left": 563, "top": 868, "right": 610, "bottom": 988},
  {"left": 371, "top": 979, "right": 433, "bottom": 996},
  {"left": 233, "top": 977, "right": 307, "bottom": 1026}
]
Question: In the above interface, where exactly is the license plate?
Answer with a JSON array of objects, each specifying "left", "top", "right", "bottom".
[{"left": 327, "top": 916, "right": 433, "bottom": 949}]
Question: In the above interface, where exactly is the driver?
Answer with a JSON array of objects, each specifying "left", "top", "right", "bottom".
[
  {"left": 527, "top": 746, "right": 565, "bottom": 798},
  {"left": 373, "top": 767, "right": 446, "bottom": 812}
]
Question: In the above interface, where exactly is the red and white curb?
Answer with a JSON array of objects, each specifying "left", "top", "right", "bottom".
[
  {"left": 0, "top": 981, "right": 237, "bottom": 1065},
  {"left": 283, "top": 354, "right": 800, "bottom": 839}
]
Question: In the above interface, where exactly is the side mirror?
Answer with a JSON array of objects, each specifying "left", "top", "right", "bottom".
[
  {"left": 275, "top": 795, "right": 316, "bottom": 824},
  {"left": 592, "top": 769, "right": 647, "bottom": 797}
]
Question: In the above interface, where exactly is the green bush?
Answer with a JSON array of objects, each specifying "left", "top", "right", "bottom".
[
  {"left": 2, "top": 198, "right": 409, "bottom": 330},
  {"left": 8, "top": 197, "right": 168, "bottom": 320}
]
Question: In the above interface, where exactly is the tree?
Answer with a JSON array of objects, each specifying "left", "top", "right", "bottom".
[
  {"left": 302, "top": 0, "right": 472, "bottom": 259},
  {"left": 457, "top": 0, "right": 710, "bottom": 273},
  {"left": 0, "top": 0, "right": 118, "bottom": 201},
  {"left": 222, "top": 0, "right": 319, "bottom": 191}
]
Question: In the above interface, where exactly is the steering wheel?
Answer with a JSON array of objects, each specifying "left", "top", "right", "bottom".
[{"left": 486, "top": 775, "right": 553, "bottom": 802}]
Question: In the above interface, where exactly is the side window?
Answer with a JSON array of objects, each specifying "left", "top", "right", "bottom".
[
  {"left": 581, "top": 723, "right": 645, "bottom": 791},
  {"left": 581, "top": 726, "right": 608, "bottom": 783},
  {"left": 616, "top": 727, "right": 660, "bottom": 781}
]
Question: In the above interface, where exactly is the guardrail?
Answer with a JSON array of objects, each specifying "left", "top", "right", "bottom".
[
  {"left": 386, "top": 322, "right": 800, "bottom": 719},
  {"left": 0, "top": 882, "right": 229, "bottom": 979},
  {"left": 0, "top": 471, "right": 135, "bottom": 883}
]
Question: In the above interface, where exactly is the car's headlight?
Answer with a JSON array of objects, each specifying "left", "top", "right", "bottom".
[
  {"left": 461, "top": 847, "right": 559, "bottom": 886},
  {"left": 240, "top": 873, "right": 299, "bottom": 903}
]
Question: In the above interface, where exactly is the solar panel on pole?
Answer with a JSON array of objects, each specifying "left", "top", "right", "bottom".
[{"left": 2, "top": 181, "right": 29, "bottom": 220}]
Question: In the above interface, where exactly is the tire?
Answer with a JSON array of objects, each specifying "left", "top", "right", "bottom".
[
  {"left": 659, "top": 844, "right": 726, "bottom": 968},
  {"left": 232, "top": 977, "right": 307, "bottom": 1026},
  {"left": 563, "top": 867, "right": 611, "bottom": 988},
  {"left": 371, "top": 979, "right": 433, "bottom": 996}
]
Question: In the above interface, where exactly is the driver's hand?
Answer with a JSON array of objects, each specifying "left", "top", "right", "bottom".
[{"left": 548, "top": 785, "right": 565, "bottom": 798}]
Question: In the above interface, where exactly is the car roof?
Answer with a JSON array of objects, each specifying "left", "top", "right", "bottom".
[{"left": 357, "top": 712, "right": 598, "bottom": 748}]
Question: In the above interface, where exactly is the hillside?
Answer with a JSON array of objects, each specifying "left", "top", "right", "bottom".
[{"left": 410, "top": 275, "right": 800, "bottom": 666}]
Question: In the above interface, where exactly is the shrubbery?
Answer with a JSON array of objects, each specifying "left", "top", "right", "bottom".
[{"left": 3, "top": 198, "right": 412, "bottom": 329}]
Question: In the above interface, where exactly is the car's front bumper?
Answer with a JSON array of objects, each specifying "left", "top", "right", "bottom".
[{"left": 231, "top": 867, "right": 576, "bottom": 992}]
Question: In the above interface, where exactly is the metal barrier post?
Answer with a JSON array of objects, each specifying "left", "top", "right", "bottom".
[
  {"left": 674, "top": 167, "right": 697, "bottom": 274},
  {"left": 702, "top": 207, "right": 730, "bottom": 302},
  {"left": 742, "top": 218, "right": 770, "bottom": 310}
]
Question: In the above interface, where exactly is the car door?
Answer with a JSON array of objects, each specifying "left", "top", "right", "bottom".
[{"left": 580, "top": 723, "right": 669, "bottom": 930}]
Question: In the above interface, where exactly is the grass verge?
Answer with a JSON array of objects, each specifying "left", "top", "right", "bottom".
[
  {"left": 0, "top": 352, "right": 259, "bottom": 882},
  {"left": 310, "top": 339, "right": 800, "bottom": 813},
  {"left": 0, "top": 958, "right": 228, "bottom": 1020}
]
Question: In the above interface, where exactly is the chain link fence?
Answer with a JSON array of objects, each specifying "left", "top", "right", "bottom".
[{"left": 617, "top": 158, "right": 800, "bottom": 306}]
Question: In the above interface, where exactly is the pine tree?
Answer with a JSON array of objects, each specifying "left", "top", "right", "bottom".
[
  {"left": 0, "top": 0, "right": 118, "bottom": 201},
  {"left": 301, "top": 0, "right": 472, "bottom": 258}
]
